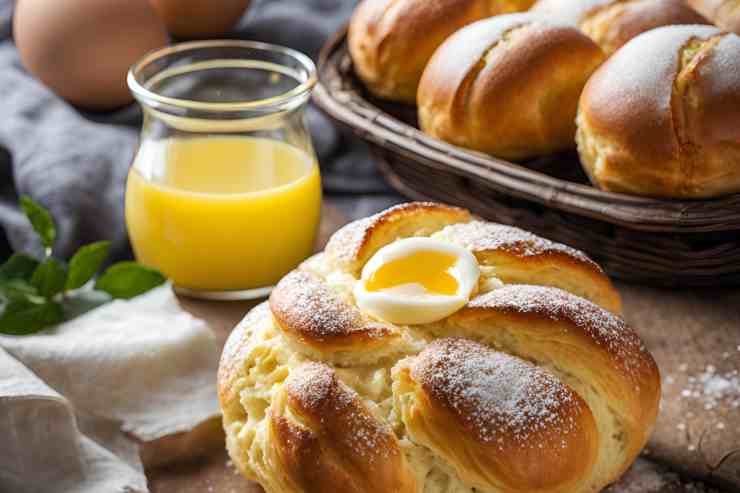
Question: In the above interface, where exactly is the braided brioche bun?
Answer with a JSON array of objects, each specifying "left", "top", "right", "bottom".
[
  {"left": 417, "top": 14, "right": 605, "bottom": 160},
  {"left": 348, "top": 0, "right": 535, "bottom": 104},
  {"left": 218, "top": 202, "right": 660, "bottom": 493},
  {"left": 531, "top": 0, "right": 710, "bottom": 54},
  {"left": 577, "top": 25, "right": 740, "bottom": 198},
  {"left": 688, "top": 0, "right": 740, "bottom": 34}
]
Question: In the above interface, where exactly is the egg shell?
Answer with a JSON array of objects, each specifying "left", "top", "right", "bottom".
[
  {"left": 354, "top": 237, "right": 480, "bottom": 325},
  {"left": 14, "top": 0, "right": 169, "bottom": 111},
  {"left": 150, "top": 0, "right": 251, "bottom": 39}
]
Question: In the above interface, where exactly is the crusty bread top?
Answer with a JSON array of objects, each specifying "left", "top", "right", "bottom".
[
  {"left": 579, "top": 25, "right": 724, "bottom": 163},
  {"left": 445, "top": 284, "right": 661, "bottom": 477},
  {"left": 453, "top": 285, "right": 659, "bottom": 411},
  {"left": 433, "top": 221, "right": 601, "bottom": 271},
  {"left": 532, "top": 0, "right": 710, "bottom": 53},
  {"left": 532, "top": 0, "right": 615, "bottom": 25},
  {"left": 270, "top": 270, "right": 396, "bottom": 352},
  {"left": 416, "top": 13, "right": 605, "bottom": 158},
  {"left": 418, "top": 13, "right": 601, "bottom": 121},
  {"left": 325, "top": 202, "right": 471, "bottom": 275},
  {"left": 688, "top": 0, "right": 740, "bottom": 34},
  {"left": 692, "top": 33, "right": 740, "bottom": 144},
  {"left": 271, "top": 362, "right": 416, "bottom": 493},
  {"left": 400, "top": 337, "right": 598, "bottom": 491},
  {"left": 348, "top": 0, "right": 536, "bottom": 102}
]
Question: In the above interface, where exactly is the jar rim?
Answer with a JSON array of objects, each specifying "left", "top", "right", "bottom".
[{"left": 127, "top": 40, "right": 317, "bottom": 112}]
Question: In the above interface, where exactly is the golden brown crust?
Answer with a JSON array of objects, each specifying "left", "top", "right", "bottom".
[
  {"left": 270, "top": 362, "right": 416, "bottom": 493},
  {"left": 532, "top": 0, "right": 710, "bottom": 54},
  {"left": 689, "top": 0, "right": 740, "bottom": 34},
  {"left": 433, "top": 221, "right": 622, "bottom": 314},
  {"left": 417, "top": 14, "right": 605, "bottom": 160},
  {"left": 219, "top": 202, "right": 661, "bottom": 493},
  {"left": 394, "top": 337, "right": 598, "bottom": 492},
  {"left": 447, "top": 285, "right": 661, "bottom": 485},
  {"left": 348, "top": 0, "right": 535, "bottom": 103},
  {"left": 270, "top": 270, "right": 395, "bottom": 354},
  {"left": 577, "top": 25, "right": 740, "bottom": 198},
  {"left": 325, "top": 201, "right": 471, "bottom": 275},
  {"left": 691, "top": 34, "right": 740, "bottom": 145}
]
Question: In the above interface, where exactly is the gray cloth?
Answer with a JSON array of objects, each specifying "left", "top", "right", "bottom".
[{"left": 0, "top": 0, "right": 399, "bottom": 261}]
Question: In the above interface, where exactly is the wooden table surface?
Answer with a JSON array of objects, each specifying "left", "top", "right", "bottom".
[{"left": 148, "top": 203, "right": 738, "bottom": 493}]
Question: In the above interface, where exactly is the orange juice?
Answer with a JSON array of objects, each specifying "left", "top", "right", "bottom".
[{"left": 125, "top": 136, "right": 321, "bottom": 291}]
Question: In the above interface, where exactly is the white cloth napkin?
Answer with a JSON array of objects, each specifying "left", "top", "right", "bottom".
[{"left": 0, "top": 286, "right": 221, "bottom": 493}]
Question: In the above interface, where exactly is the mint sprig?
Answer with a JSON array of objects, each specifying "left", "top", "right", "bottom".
[
  {"left": 0, "top": 253, "right": 39, "bottom": 281},
  {"left": 0, "top": 196, "right": 166, "bottom": 336},
  {"left": 31, "top": 257, "right": 67, "bottom": 298},
  {"left": 20, "top": 196, "right": 56, "bottom": 252},
  {"left": 95, "top": 262, "right": 166, "bottom": 300},
  {"left": 66, "top": 241, "right": 110, "bottom": 290}
]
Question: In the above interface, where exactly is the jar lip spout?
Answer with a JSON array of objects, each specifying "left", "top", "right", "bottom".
[{"left": 127, "top": 40, "right": 317, "bottom": 113}]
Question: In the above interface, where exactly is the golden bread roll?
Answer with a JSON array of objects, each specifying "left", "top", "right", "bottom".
[
  {"left": 393, "top": 337, "right": 599, "bottom": 492},
  {"left": 532, "top": 0, "right": 710, "bottom": 54},
  {"left": 218, "top": 202, "right": 660, "bottom": 493},
  {"left": 348, "top": 0, "right": 536, "bottom": 103},
  {"left": 417, "top": 14, "right": 606, "bottom": 160},
  {"left": 688, "top": 0, "right": 740, "bottom": 34},
  {"left": 577, "top": 25, "right": 740, "bottom": 198}
]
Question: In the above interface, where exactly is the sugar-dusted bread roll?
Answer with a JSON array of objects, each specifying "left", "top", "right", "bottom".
[
  {"left": 532, "top": 0, "right": 710, "bottom": 54},
  {"left": 348, "top": 0, "right": 536, "bottom": 103},
  {"left": 417, "top": 14, "right": 605, "bottom": 160},
  {"left": 688, "top": 0, "right": 740, "bottom": 34},
  {"left": 218, "top": 202, "right": 661, "bottom": 493},
  {"left": 577, "top": 25, "right": 740, "bottom": 198}
]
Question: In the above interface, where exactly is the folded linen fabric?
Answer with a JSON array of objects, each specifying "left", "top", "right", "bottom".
[{"left": 0, "top": 286, "right": 220, "bottom": 493}]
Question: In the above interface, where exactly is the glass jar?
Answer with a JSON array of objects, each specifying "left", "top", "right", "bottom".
[{"left": 126, "top": 41, "right": 321, "bottom": 300}]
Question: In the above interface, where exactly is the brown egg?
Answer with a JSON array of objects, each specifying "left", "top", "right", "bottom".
[
  {"left": 14, "top": 0, "right": 169, "bottom": 111},
  {"left": 150, "top": 0, "right": 251, "bottom": 39}
]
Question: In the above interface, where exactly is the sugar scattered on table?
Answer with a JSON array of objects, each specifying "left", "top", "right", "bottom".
[{"left": 674, "top": 365, "right": 740, "bottom": 410}]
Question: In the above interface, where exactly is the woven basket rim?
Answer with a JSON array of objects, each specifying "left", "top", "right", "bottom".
[{"left": 313, "top": 27, "right": 740, "bottom": 233}]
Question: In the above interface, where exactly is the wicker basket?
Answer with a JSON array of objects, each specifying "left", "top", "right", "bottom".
[{"left": 313, "top": 29, "right": 740, "bottom": 287}]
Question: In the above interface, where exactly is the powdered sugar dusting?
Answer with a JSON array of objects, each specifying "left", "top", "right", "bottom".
[
  {"left": 285, "top": 362, "right": 395, "bottom": 462},
  {"left": 411, "top": 338, "right": 584, "bottom": 449},
  {"left": 695, "top": 33, "right": 740, "bottom": 143},
  {"left": 674, "top": 363, "right": 740, "bottom": 411},
  {"left": 531, "top": 0, "right": 614, "bottom": 25},
  {"left": 325, "top": 215, "right": 375, "bottom": 267},
  {"left": 325, "top": 202, "right": 467, "bottom": 269},
  {"left": 583, "top": 25, "right": 719, "bottom": 155},
  {"left": 467, "top": 285, "right": 652, "bottom": 383},
  {"left": 287, "top": 362, "right": 337, "bottom": 412},
  {"left": 270, "top": 270, "right": 387, "bottom": 340},
  {"left": 435, "top": 221, "right": 600, "bottom": 271}
]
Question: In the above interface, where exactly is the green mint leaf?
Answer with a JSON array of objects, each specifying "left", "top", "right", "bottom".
[
  {"left": 94, "top": 262, "right": 165, "bottom": 299},
  {"left": 20, "top": 195, "right": 56, "bottom": 250},
  {"left": 31, "top": 258, "right": 67, "bottom": 298},
  {"left": 0, "top": 295, "right": 63, "bottom": 335},
  {"left": 0, "top": 279, "right": 43, "bottom": 302},
  {"left": 66, "top": 241, "right": 111, "bottom": 290},
  {"left": 0, "top": 253, "right": 39, "bottom": 281}
]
